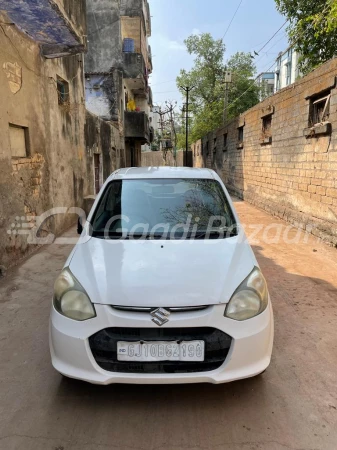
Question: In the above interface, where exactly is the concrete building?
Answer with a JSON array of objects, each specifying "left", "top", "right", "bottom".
[
  {"left": 0, "top": 1, "right": 89, "bottom": 270},
  {"left": 142, "top": 105, "right": 160, "bottom": 151},
  {"left": 151, "top": 106, "right": 161, "bottom": 135},
  {"left": 275, "top": 47, "right": 300, "bottom": 92},
  {"left": 85, "top": 0, "right": 154, "bottom": 167},
  {"left": 257, "top": 72, "right": 275, "bottom": 100},
  {"left": 0, "top": 1, "right": 125, "bottom": 271}
]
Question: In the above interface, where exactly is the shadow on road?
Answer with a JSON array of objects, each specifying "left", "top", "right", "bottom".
[
  {"left": 56, "top": 370, "right": 268, "bottom": 402},
  {"left": 2, "top": 225, "right": 337, "bottom": 449}
]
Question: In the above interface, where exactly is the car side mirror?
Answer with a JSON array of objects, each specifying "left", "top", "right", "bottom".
[{"left": 77, "top": 217, "right": 84, "bottom": 235}]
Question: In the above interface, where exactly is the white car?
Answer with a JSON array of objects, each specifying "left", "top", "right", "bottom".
[{"left": 50, "top": 167, "right": 274, "bottom": 385}]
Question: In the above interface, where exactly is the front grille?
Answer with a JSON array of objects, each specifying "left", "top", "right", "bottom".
[
  {"left": 89, "top": 327, "right": 232, "bottom": 374},
  {"left": 111, "top": 305, "right": 210, "bottom": 313}
]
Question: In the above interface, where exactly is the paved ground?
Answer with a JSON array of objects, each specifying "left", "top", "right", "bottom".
[{"left": 1, "top": 199, "right": 337, "bottom": 450}]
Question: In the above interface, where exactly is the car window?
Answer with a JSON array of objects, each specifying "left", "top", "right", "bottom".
[
  {"left": 94, "top": 180, "right": 121, "bottom": 222},
  {"left": 90, "top": 178, "right": 237, "bottom": 239}
]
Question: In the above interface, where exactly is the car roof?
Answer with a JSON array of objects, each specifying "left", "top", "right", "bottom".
[{"left": 108, "top": 167, "right": 216, "bottom": 181}]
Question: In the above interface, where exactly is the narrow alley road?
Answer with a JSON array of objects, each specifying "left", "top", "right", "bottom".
[{"left": 0, "top": 199, "right": 337, "bottom": 450}]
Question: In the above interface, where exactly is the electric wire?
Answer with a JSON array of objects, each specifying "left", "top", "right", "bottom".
[
  {"left": 223, "top": 0, "right": 333, "bottom": 112},
  {"left": 254, "top": 21, "right": 288, "bottom": 55},
  {"left": 221, "top": 0, "right": 244, "bottom": 40}
]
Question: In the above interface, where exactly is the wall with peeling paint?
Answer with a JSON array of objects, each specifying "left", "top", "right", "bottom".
[
  {"left": 85, "top": 71, "right": 123, "bottom": 122},
  {"left": 84, "top": 0, "right": 123, "bottom": 123},
  {"left": 84, "top": 110, "right": 126, "bottom": 191},
  {"left": 0, "top": 13, "right": 88, "bottom": 269},
  {"left": 85, "top": 0, "right": 122, "bottom": 74},
  {"left": 0, "top": 0, "right": 86, "bottom": 57}
]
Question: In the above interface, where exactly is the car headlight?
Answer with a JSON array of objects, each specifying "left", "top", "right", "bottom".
[
  {"left": 53, "top": 268, "right": 96, "bottom": 321},
  {"left": 225, "top": 267, "right": 269, "bottom": 321}
]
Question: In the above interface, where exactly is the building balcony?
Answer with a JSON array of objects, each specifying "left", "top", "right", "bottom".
[
  {"left": 123, "top": 52, "right": 147, "bottom": 83},
  {"left": 0, "top": 0, "right": 86, "bottom": 58},
  {"left": 124, "top": 111, "right": 150, "bottom": 144},
  {"left": 123, "top": 52, "right": 151, "bottom": 98}
]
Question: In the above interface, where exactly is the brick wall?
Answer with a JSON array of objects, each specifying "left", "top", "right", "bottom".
[
  {"left": 141, "top": 150, "right": 185, "bottom": 167},
  {"left": 193, "top": 58, "right": 337, "bottom": 245}
]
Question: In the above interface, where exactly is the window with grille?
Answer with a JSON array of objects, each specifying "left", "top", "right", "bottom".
[{"left": 57, "top": 76, "right": 69, "bottom": 105}]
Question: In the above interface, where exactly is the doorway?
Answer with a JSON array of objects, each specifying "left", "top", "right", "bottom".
[{"left": 94, "top": 153, "right": 100, "bottom": 194}]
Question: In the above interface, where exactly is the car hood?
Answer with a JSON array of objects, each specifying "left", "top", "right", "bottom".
[{"left": 69, "top": 236, "right": 257, "bottom": 307}]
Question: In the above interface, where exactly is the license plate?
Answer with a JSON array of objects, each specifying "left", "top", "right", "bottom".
[{"left": 117, "top": 340, "right": 205, "bottom": 362}]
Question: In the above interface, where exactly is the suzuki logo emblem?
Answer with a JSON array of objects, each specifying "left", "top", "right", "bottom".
[{"left": 151, "top": 308, "right": 170, "bottom": 326}]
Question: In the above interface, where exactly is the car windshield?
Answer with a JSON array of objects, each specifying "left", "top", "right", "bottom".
[{"left": 90, "top": 178, "right": 237, "bottom": 239}]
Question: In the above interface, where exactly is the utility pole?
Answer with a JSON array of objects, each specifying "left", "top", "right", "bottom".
[
  {"left": 166, "top": 100, "right": 178, "bottom": 165},
  {"left": 158, "top": 107, "right": 165, "bottom": 143},
  {"left": 223, "top": 70, "right": 232, "bottom": 125},
  {"left": 180, "top": 86, "right": 194, "bottom": 166},
  {"left": 157, "top": 105, "right": 172, "bottom": 163}
]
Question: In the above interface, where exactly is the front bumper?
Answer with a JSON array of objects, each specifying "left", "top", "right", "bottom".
[{"left": 49, "top": 302, "right": 274, "bottom": 385}]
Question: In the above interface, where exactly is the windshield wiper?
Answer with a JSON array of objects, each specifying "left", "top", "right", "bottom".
[
  {"left": 125, "top": 232, "right": 166, "bottom": 240},
  {"left": 91, "top": 230, "right": 124, "bottom": 239},
  {"left": 192, "top": 227, "right": 238, "bottom": 240},
  {"left": 91, "top": 231, "right": 166, "bottom": 240},
  {"left": 91, "top": 228, "right": 238, "bottom": 240}
]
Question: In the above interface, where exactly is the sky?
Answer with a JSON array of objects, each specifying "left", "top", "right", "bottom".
[{"left": 148, "top": 0, "right": 288, "bottom": 107}]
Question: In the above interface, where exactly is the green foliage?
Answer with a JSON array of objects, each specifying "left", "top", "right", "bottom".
[
  {"left": 176, "top": 33, "right": 259, "bottom": 145},
  {"left": 150, "top": 130, "right": 161, "bottom": 151},
  {"left": 275, "top": 0, "right": 337, "bottom": 74},
  {"left": 176, "top": 131, "right": 186, "bottom": 150},
  {"left": 226, "top": 52, "right": 260, "bottom": 118}
]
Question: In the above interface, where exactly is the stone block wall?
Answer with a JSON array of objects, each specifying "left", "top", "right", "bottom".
[
  {"left": 141, "top": 150, "right": 185, "bottom": 167},
  {"left": 193, "top": 58, "right": 337, "bottom": 245}
]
